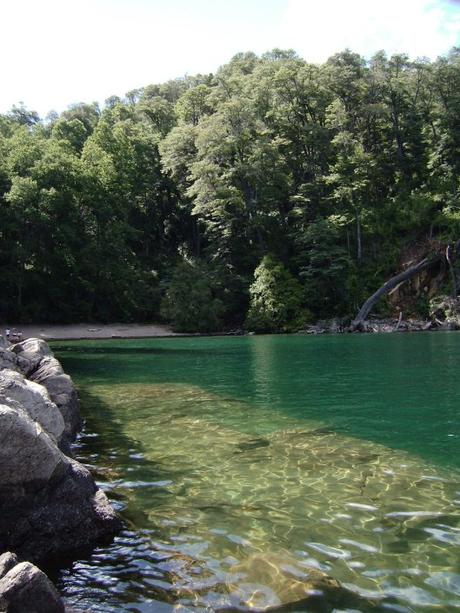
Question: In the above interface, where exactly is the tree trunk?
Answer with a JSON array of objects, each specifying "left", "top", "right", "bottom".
[
  {"left": 351, "top": 255, "right": 441, "bottom": 330},
  {"left": 446, "top": 244, "right": 457, "bottom": 298},
  {"left": 355, "top": 210, "right": 362, "bottom": 264},
  {"left": 193, "top": 217, "right": 201, "bottom": 257}
]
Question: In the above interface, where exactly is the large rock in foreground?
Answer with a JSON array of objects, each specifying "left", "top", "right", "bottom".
[
  {"left": 11, "top": 339, "right": 82, "bottom": 440},
  {"left": 0, "top": 337, "right": 121, "bottom": 566},
  {"left": 0, "top": 401, "right": 121, "bottom": 562},
  {"left": 0, "top": 560, "right": 64, "bottom": 613},
  {"left": 0, "top": 369, "right": 65, "bottom": 443}
]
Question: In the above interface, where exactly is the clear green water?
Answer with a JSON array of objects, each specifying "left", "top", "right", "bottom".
[{"left": 52, "top": 334, "right": 460, "bottom": 612}]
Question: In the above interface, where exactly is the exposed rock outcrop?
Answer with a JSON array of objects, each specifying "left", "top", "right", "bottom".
[
  {"left": 10, "top": 339, "right": 82, "bottom": 439},
  {"left": 298, "top": 316, "right": 436, "bottom": 334},
  {"left": 0, "top": 559, "right": 64, "bottom": 613},
  {"left": 0, "top": 336, "right": 122, "bottom": 607},
  {"left": 0, "top": 369, "right": 65, "bottom": 443},
  {"left": 0, "top": 399, "right": 121, "bottom": 562},
  {"left": 0, "top": 336, "right": 19, "bottom": 372},
  {"left": 0, "top": 553, "right": 19, "bottom": 579},
  {"left": 429, "top": 294, "right": 460, "bottom": 330}
]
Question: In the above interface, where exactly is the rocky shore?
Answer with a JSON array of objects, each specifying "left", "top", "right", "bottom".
[
  {"left": 0, "top": 336, "right": 122, "bottom": 612},
  {"left": 299, "top": 315, "right": 460, "bottom": 335}
]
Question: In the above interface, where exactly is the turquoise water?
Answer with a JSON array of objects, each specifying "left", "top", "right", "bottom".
[
  {"left": 53, "top": 334, "right": 460, "bottom": 611},
  {"left": 56, "top": 333, "right": 460, "bottom": 467}
]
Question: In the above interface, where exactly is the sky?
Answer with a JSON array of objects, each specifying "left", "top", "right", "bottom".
[{"left": 1, "top": 0, "right": 459, "bottom": 117}]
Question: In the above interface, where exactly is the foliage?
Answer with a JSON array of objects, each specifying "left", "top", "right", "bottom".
[
  {"left": 429, "top": 295, "right": 460, "bottom": 324},
  {"left": 293, "top": 219, "right": 354, "bottom": 315},
  {"left": 245, "top": 255, "right": 307, "bottom": 332},
  {"left": 0, "top": 48, "right": 459, "bottom": 328},
  {"left": 160, "top": 261, "right": 223, "bottom": 332}
]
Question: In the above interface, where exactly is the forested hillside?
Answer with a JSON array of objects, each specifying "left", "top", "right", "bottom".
[{"left": 1, "top": 49, "right": 459, "bottom": 331}]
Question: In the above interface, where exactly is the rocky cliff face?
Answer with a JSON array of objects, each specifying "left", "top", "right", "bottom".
[{"left": 0, "top": 336, "right": 122, "bottom": 611}]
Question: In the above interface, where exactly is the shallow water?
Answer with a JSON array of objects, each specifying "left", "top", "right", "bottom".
[{"left": 53, "top": 334, "right": 460, "bottom": 611}]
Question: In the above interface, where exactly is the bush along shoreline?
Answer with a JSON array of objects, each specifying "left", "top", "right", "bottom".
[{"left": 0, "top": 336, "right": 122, "bottom": 612}]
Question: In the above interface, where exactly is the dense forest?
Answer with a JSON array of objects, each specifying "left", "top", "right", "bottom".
[{"left": 1, "top": 48, "right": 459, "bottom": 331}]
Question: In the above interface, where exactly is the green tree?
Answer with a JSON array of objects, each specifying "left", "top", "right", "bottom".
[
  {"left": 293, "top": 218, "right": 354, "bottom": 315},
  {"left": 245, "top": 255, "right": 306, "bottom": 332},
  {"left": 161, "top": 260, "right": 223, "bottom": 332}
]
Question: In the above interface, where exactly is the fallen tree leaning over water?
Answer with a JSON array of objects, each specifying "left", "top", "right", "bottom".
[{"left": 351, "top": 240, "right": 460, "bottom": 331}]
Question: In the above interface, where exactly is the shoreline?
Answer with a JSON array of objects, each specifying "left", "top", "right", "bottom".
[
  {"left": 4, "top": 316, "right": 454, "bottom": 342},
  {"left": 0, "top": 337, "right": 121, "bottom": 612},
  {"left": 4, "top": 323, "right": 180, "bottom": 341}
]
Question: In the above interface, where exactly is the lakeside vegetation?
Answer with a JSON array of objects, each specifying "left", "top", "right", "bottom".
[{"left": 1, "top": 48, "right": 459, "bottom": 331}]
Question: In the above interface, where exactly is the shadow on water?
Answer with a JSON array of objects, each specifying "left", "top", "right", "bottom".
[
  {"left": 56, "top": 345, "right": 234, "bottom": 357},
  {"left": 54, "top": 333, "right": 460, "bottom": 470},
  {"left": 49, "top": 387, "right": 193, "bottom": 612},
  {"left": 51, "top": 336, "right": 460, "bottom": 611},
  {"left": 51, "top": 388, "right": 388, "bottom": 612},
  {"left": 52, "top": 388, "right": 403, "bottom": 613},
  {"left": 72, "top": 387, "right": 196, "bottom": 524}
]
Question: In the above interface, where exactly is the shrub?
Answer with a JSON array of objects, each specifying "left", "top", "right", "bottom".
[
  {"left": 161, "top": 260, "right": 223, "bottom": 332},
  {"left": 245, "top": 254, "right": 307, "bottom": 332}
]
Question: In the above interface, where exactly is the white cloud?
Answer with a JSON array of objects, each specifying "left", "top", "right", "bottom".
[{"left": 279, "top": 0, "right": 460, "bottom": 62}]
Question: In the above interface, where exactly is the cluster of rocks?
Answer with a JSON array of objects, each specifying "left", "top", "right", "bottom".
[
  {"left": 297, "top": 318, "right": 349, "bottom": 335},
  {"left": 297, "top": 311, "right": 460, "bottom": 335},
  {"left": 428, "top": 294, "right": 460, "bottom": 330},
  {"left": 0, "top": 552, "right": 64, "bottom": 613},
  {"left": 348, "top": 317, "right": 433, "bottom": 334},
  {"left": 0, "top": 336, "right": 122, "bottom": 612}
]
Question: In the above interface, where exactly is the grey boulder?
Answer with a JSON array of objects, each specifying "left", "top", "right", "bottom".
[
  {"left": 30, "top": 358, "right": 81, "bottom": 439},
  {"left": 0, "top": 561, "right": 64, "bottom": 613},
  {"left": 0, "top": 345, "right": 18, "bottom": 373},
  {"left": 0, "top": 369, "right": 65, "bottom": 443},
  {"left": 0, "top": 403, "right": 121, "bottom": 562},
  {"left": 10, "top": 338, "right": 52, "bottom": 361},
  {"left": 0, "top": 553, "right": 18, "bottom": 580},
  {"left": 12, "top": 340, "right": 82, "bottom": 440}
]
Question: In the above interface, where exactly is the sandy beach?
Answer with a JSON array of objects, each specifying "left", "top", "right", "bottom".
[{"left": 4, "top": 323, "right": 178, "bottom": 341}]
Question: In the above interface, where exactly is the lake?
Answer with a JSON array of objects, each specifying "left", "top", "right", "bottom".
[{"left": 52, "top": 333, "right": 460, "bottom": 611}]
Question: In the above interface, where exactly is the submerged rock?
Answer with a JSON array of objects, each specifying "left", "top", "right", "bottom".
[
  {"left": 0, "top": 561, "right": 64, "bottom": 613},
  {"left": 236, "top": 438, "right": 270, "bottom": 453},
  {"left": 226, "top": 552, "right": 378, "bottom": 612}
]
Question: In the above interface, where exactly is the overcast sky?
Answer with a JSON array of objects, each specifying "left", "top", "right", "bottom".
[{"left": 2, "top": 0, "right": 459, "bottom": 117}]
